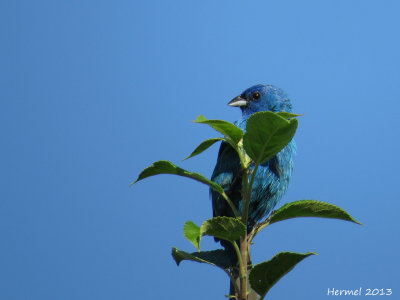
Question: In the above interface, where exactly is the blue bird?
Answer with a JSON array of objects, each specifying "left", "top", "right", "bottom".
[{"left": 211, "top": 84, "right": 296, "bottom": 231}]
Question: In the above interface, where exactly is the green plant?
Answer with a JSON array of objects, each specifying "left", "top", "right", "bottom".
[{"left": 132, "top": 112, "right": 361, "bottom": 300}]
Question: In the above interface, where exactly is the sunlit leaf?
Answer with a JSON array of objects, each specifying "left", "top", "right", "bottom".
[
  {"left": 132, "top": 160, "right": 224, "bottom": 194},
  {"left": 276, "top": 112, "right": 303, "bottom": 119},
  {"left": 184, "top": 138, "right": 223, "bottom": 160},
  {"left": 194, "top": 115, "right": 243, "bottom": 145},
  {"left": 184, "top": 221, "right": 201, "bottom": 251},
  {"left": 200, "top": 216, "right": 246, "bottom": 242},
  {"left": 243, "top": 112, "right": 297, "bottom": 164},
  {"left": 269, "top": 200, "right": 362, "bottom": 225}
]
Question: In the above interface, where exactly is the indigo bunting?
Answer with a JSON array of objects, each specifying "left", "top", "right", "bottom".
[{"left": 211, "top": 84, "right": 296, "bottom": 230}]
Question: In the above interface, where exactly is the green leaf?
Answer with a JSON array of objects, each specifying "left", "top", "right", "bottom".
[
  {"left": 184, "top": 221, "right": 201, "bottom": 251},
  {"left": 249, "top": 251, "right": 316, "bottom": 299},
  {"left": 194, "top": 115, "right": 244, "bottom": 145},
  {"left": 171, "top": 247, "right": 232, "bottom": 269},
  {"left": 276, "top": 112, "right": 303, "bottom": 119},
  {"left": 132, "top": 160, "right": 224, "bottom": 194},
  {"left": 200, "top": 216, "right": 246, "bottom": 242},
  {"left": 184, "top": 138, "right": 223, "bottom": 160},
  {"left": 269, "top": 200, "right": 362, "bottom": 225},
  {"left": 133, "top": 160, "right": 239, "bottom": 217},
  {"left": 243, "top": 111, "right": 298, "bottom": 164}
]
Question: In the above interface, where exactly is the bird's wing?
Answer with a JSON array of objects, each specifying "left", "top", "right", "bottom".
[{"left": 210, "top": 141, "right": 242, "bottom": 218}]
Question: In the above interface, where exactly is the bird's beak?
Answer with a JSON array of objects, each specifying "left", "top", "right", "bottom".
[{"left": 228, "top": 95, "right": 247, "bottom": 107}]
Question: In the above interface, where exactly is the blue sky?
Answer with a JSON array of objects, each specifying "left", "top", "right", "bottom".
[{"left": 1, "top": 0, "right": 399, "bottom": 299}]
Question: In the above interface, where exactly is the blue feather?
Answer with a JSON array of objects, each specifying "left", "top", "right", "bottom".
[{"left": 211, "top": 84, "right": 296, "bottom": 230}]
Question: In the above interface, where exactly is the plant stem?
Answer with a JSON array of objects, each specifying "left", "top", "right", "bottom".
[
  {"left": 231, "top": 241, "right": 243, "bottom": 275},
  {"left": 235, "top": 143, "right": 260, "bottom": 299},
  {"left": 240, "top": 235, "right": 248, "bottom": 300},
  {"left": 248, "top": 215, "right": 272, "bottom": 244},
  {"left": 235, "top": 143, "right": 248, "bottom": 170},
  {"left": 242, "top": 163, "right": 260, "bottom": 227},
  {"left": 231, "top": 240, "right": 246, "bottom": 299},
  {"left": 221, "top": 191, "right": 240, "bottom": 218}
]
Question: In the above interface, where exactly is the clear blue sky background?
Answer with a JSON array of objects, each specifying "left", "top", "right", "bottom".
[{"left": 1, "top": 0, "right": 399, "bottom": 299}]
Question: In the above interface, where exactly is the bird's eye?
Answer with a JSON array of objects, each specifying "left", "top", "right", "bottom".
[{"left": 252, "top": 92, "right": 261, "bottom": 100}]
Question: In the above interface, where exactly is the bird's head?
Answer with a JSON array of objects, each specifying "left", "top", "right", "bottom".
[{"left": 228, "top": 84, "right": 292, "bottom": 117}]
